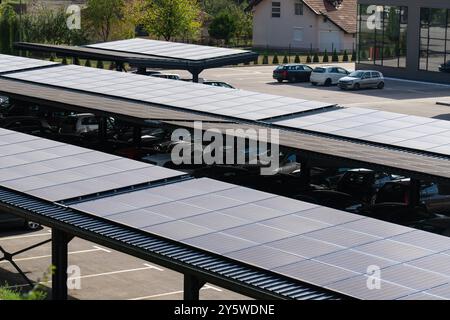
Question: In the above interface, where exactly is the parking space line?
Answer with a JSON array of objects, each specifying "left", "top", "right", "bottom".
[
  {"left": 143, "top": 263, "right": 164, "bottom": 271},
  {"left": 0, "top": 246, "right": 108, "bottom": 264},
  {"left": 129, "top": 285, "right": 220, "bottom": 300},
  {"left": 0, "top": 232, "right": 51, "bottom": 241}
]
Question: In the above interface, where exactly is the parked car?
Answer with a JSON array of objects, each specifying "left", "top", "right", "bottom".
[
  {"left": 0, "top": 116, "right": 55, "bottom": 136},
  {"left": 336, "top": 169, "right": 401, "bottom": 203},
  {"left": 310, "top": 66, "right": 350, "bottom": 86},
  {"left": 202, "top": 80, "right": 235, "bottom": 89},
  {"left": 338, "top": 70, "right": 385, "bottom": 90},
  {"left": 374, "top": 180, "right": 450, "bottom": 215},
  {"left": 439, "top": 61, "right": 450, "bottom": 73},
  {"left": 0, "top": 212, "right": 41, "bottom": 231},
  {"left": 59, "top": 113, "right": 115, "bottom": 136},
  {"left": 273, "top": 64, "right": 313, "bottom": 83},
  {"left": 151, "top": 73, "right": 181, "bottom": 80},
  {"left": 132, "top": 69, "right": 162, "bottom": 76}
]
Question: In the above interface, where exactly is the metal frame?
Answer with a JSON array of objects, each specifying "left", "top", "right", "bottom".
[
  {"left": 0, "top": 238, "right": 51, "bottom": 287},
  {"left": 0, "top": 185, "right": 352, "bottom": 300}
]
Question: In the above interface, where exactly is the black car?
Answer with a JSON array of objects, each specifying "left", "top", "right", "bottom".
[
  {"left": 273, "top": 64, "right": 313, "bottom": 83},
  {"left": 439, "top": 61, "right": 450, "bottom": 73},
  {"left": 0, "top": 212, "right": 41, "bottom": 231},
  {"left": 0, "top": 116, "right": 55, "bottom": 136}
]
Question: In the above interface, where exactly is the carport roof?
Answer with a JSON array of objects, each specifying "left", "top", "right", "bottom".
[{"left": 15, "top": 39, "right": 259, "bottom": 71}]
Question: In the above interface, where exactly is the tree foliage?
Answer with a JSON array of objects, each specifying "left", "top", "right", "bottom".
[
  {"left": 84, "top": 0, "right": 128, "bottom": 42},
  {"left": 208, "top": 11, "right": 237, "bottom": 44},
  {"left": 0, "top": 3, "right": 19, "bottom": 54},
  {"left": 130, "top": 0, "right": 201, "bottom": 41}
]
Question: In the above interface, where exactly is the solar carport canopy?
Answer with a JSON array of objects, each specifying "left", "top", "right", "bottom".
[
  {"left": 4, "top": 63, "right": 335, "bottom": 121},
  {"left": 87, "top": 38, "right": 252, "bottom": 61},
  {"left": 2, "top": 128, "right": 450, "bottom": 299},
  {"left": 71, "top": 177, "right": 450, "bottom": 300},
  {"left": 0, "top": 128, "right": 185, "bottom": 202},
  {"left": 0, "top": 53, "right": 57, "bottom": 74},
  {"left": 273, "top": 107, "right": 450, "bottom": 158}
]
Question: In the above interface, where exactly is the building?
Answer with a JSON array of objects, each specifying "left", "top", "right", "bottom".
[
  {"left": 356, "top": 0, "right": 450, "bottom": 84},
  {"left": 248, "top": 0, "right": 357, "bottom": 52}
]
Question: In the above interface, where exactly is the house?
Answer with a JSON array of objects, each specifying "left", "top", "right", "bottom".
[{"left": 248, "top": 0, "right": 357, "bottom": 52}]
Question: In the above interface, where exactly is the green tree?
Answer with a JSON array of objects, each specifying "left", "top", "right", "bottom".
[
  {"left": 84, "top": 0, "right": 126, "bottom": 42},
  {"left": 272, "top": 54, "right": 279, "bottom": 64},
  {"left": 332, "top": 49, "right": 339, "bottom": 62},
  {"left": 0, "top": 3, "right": 19, "bottom": 55},
  {"left": 133, "top": 0, "right": 201, "bottom": 41},
  {"left": 342, "top": 50, "right": 349, "bottom": 62},
  {"left": 96, "top": 60, "right": 104, "bottom": 69},
  {"left": 322, "top": 49, "right": 329, "bottom": 63},
  {"left": 208, "top": 11, "right": 237, "bottom": 44},
  {"left": 294, "top": 55, "right": 300, "bottom": 63},
  {"left": 313, "top": 52, "right": 319, "bottom": 63}
]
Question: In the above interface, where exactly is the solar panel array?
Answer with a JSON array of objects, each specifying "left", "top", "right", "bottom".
[
  {"left": 4, "top": 64, "right": 334, "bottom": 121},
  {"left": 0, "top": 128, "right": 185, "bottom": 202},
  {"left": 87, "top": 38, "right": 250, "bottom": 61},
  {"left": 274, "top": 107, "right": 450, "bottom": 157},
  {"left": 0, "top": 54, "right": 57, "bottom": 74},
  {"left": 71, "top": 177, "right": 450, "bottom": 300}
]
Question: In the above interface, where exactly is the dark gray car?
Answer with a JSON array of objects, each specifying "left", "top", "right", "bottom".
[{"left": 0, "top": 212, "right": 41, "bottom": 230}]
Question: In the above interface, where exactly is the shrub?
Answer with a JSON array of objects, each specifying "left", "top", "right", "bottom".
[
  {"left": 294, "top": 55, "right": 300, "bottom": 63},
  {"left": 342, "top": 50, "right": 349, "bottom": 62},
  {"left": 262, "top": 54, "right": 268, "bottom": 64},
  {"left": 332, "top": 49, "right": 339, "bottom": 62},
  {"left": 282, "top": 54, "right": 288, "bottom": 64},
  {"left": 313, "top": 52, "right": 319, "bottom": 63},
  {"left": 272, "top": 54, "right": 279, "bottom": 64},
  {"left": 96, "top": 60, "right": 104, "bottom": 69},
  {"left": 322, "top": 49, "right": 329, "bottom": 63},
  {"left": 85, "top": 59, "right": 92, "bottom": 67},
  {"left": 352, "top": 50, "right": 357, "bottom": 61},
  {"left": 73, "top": 57, "right": 80, "bottom": 65},
  {"left": 306, "top": 55, "right": 311, "bottom": 63}
]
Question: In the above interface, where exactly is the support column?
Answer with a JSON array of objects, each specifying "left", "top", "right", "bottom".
[
  {"left": 98, "top": 116, "right": 108, "bottom": 142},
  {"left": 190, "top": 69, "right": 203, "bottom": 83},
  {"left": 51, "top": 229, "right": 71, "bottom": 300},
  {"left": 409, "top": 179, "right": 421, "bottom": 208},
  {"left": 133, "top": 126, "right": 142, "bottom": 145},
  {"left": 300, "top": 160, "right": 311, "bottom": 190},
  {"left": 183, "top": 274, "right": 205, "bottom": 301}
]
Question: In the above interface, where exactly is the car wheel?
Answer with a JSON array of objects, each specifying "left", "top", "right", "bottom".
[
  {"left": 25, "top": 220, "right": 41, "bottom": 230},
  {"left": 354, "top": 83, "right": 361, "bottom": 90},
  {"left": 277, "top": 79, "right": 283, "bottom": 83},
  {"left": 324, "top": 78, "right": 332, "bottom": 87},
  {"left": 377, "top": 82, "right": 385, "bottom": 89}
]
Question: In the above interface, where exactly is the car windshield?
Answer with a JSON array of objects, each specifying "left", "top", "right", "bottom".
[
  {"left": 313, "top": 67, "right": 325, "bottom": 73},
  {"left": 276, "top": 65, "right": 286, "bottom": 70},
  {"left": 348, "top": 71, "right": 365, "bottom": 78}
]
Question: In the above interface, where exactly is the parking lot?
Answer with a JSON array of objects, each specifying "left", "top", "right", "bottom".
[
  {"left": 171, "top": 64, "right": 450, "bottom": 119},
  {"left": 0, "top": 227, "right": 249, "bottom": 300},
  {"left": 1, "top": 63, "right": 450, "bottom": 300}
]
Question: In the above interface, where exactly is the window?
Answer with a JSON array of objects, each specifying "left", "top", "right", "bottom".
[
  {"left": 371, "top": 72, "right": 380, "bottom": 78},
  {"left": 419, "top": 8, "right": 450, "bottom": 73},
  {"left": 357, "top": 5, "right": 408, "bottom": 68},
  {"left": 293, "top": 28, "right": 303, "bottom": 42},
  {"left": 272, "top": 2, "right": 281, "bottom": 18},
  {"left": 295, "top": 1, "right": 303, "bottom": 15}
]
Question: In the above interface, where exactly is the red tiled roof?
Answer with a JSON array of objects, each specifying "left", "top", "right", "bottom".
[{"left": 248, "top": 0, "right": 357, "bottom": 34}]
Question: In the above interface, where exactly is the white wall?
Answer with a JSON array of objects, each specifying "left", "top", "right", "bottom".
[{"left": 252, "top": 0, "right": 355, "bottom": 51}]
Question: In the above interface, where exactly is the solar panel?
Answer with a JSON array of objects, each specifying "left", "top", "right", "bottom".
[
  {"left": 0, "top": 54, "right": 57, "bottom": 73},
  {"left": 0, "top": 128, "right": 186, "bottom": 201},
  {"left": 4, "top": 64, "right": 334, "bottom": 121},
  {"left": 69, "top": 177, "right": 450, "bottom": 299},
  {"left": 87, "top": 38, "right": 250, "bottom": 61},
  {"left": 273, "top": 107, "right": 450, "bottom": 157}
]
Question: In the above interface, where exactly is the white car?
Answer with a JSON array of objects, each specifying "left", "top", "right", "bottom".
[
  {"left": 59, "top": 113, "right": 114, "bottom": 135},
  {"left": 310, "top": 66, "right": 350, "bottom": 86}
]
